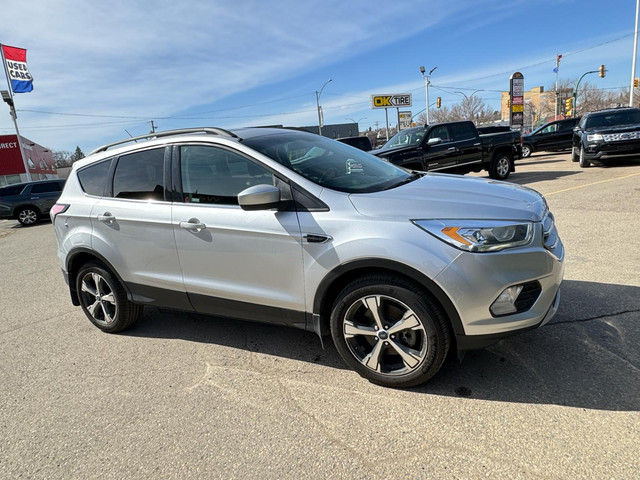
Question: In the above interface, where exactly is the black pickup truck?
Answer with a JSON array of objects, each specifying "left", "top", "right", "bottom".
[{"left": 372, "top": 121, "right": 521, "bottom": 180}]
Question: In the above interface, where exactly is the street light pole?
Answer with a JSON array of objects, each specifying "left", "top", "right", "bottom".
[
  {"left": 315, "top": 79, "right": 332, "bottom": 136},
  {"left": 631, "top": 0, "right": 639, "bottom": 106},
  {"left": 572, "top": 70, "right": 599, "bottom": 117},
  {"left": 420, "top": 66, "right": 437, "bottom": 124}
]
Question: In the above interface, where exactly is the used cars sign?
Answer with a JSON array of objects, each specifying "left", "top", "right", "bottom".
[{"left": 370, "top": 94, "right": 412, "bottom": 109}]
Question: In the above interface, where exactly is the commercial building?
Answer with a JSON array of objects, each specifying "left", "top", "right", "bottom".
[{"left": 0, "top": 134, "right": 57, "bottom": 186}]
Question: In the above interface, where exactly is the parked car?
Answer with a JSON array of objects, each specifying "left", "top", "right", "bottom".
[
  {"left": 336, "top": 136, "right": 372, "bottom": 151},
  {"left": 372, "top": 121, "right": 521, "bottom": 180},
  {"left": 571, "top": 107, "right": 640, "bottom": 167},
  {"left": 0, "top": 179, "right": 65, "bottom": 225},
  {"left": 51, "top": 127, "right": 564, "bottom": 388},
  {"left": 521, "top": 117, "right": 580, "bottom": 158}
]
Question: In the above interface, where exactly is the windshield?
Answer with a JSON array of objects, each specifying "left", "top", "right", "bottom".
[
  {"left": 584, "top": 110, "right": 640, "bottom": 129},
  {"left": 241, "top": 131, "right": 412, "bottom": 193},
  {"left": 381, "top": 127, "right": 426, "bottom": 150}
]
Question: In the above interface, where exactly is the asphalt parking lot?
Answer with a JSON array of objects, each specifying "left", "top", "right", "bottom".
[{"left": 1, "top": 152, "right": 639, "bottom": 479}]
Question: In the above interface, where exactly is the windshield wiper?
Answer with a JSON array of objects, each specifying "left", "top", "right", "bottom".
[{"left": 384, "top": 172, "right": 424, "bottom": 190}]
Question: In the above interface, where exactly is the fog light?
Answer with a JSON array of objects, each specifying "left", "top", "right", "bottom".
[{"left": 490, "top": 285, "right": 524, "bottom": 316}]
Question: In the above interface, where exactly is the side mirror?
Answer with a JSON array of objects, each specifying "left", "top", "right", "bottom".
[
  {"left": 238, "top": 184, "right": 281, "bottom": 211},
  {"left": 427, "top": 137, "right": 442, "bottom": 146}
]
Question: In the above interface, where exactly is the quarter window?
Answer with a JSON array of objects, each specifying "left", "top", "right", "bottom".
[
  {"left": 113, "top": 148, "right": 165, "bottom": 200},
  {"left": 180, "top": 146, "right": 274, "bottom": 205},
  {"left": 78, "top": 160, "right": 111, "bottom": 197}
]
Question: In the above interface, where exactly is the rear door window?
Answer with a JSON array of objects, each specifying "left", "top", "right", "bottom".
[
  {"left": 113, "top": 148, "right": 165, "bottom": 200},
  {"left": 31, "top": 182, "right": 62, "bottom": 194}
]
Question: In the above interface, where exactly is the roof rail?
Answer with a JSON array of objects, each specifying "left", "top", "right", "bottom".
[{"left": 88, "top": 127, "right": 239, "bottom": 155}]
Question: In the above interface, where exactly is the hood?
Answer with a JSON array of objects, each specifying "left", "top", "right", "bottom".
[
  {"left": 584, "top": 123, "right": 640, "bottom": 134},
  {"left": 349, "top": 173, "right": 546, "bottom": 222},
  {"left": 371, "top": 144, "right": 416, "bottom": 158}
]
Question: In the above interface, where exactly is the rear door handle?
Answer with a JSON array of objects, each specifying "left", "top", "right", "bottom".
[
  {"left": 447, "top": 147, "right": 456, "bottom": 151},
  {"left": 179, "top": 218, "right": 207, "bottom": 232},
  {"left": 97, "top": 212, "right": 115, "bottom": 224}
]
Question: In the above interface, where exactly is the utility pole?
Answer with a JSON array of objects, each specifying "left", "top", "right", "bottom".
[
  {"left": 150, "top": 120, "right": 157, "bottom": 133},
  {"left": 631, "top": 0, "right": 639, "bottom": 106}
]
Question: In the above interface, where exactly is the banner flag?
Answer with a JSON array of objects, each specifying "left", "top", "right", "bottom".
[{"left": 2, "top": 44, "right": 34, "bottom": 93}]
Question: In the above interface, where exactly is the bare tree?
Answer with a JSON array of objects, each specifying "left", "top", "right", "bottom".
[{"left": 53, "top": 150, "right": 72, "bottom": 168}]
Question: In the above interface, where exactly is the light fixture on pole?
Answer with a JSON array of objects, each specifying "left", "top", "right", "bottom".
[
  {"left": 315, "top": 79, "right": 332, "bottom": 136},
  {"left": 420, "top": 65, "right": 437, "bottom": 124}
]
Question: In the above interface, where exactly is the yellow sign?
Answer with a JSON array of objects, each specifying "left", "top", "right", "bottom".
[
  {"left": 370, "top": 94, "right": 412, "bottom": 109},
  {"left": 511, "top": 105, "right": 524, "bottom": 112}
]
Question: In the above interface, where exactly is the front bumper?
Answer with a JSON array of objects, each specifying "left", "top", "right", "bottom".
[
  {"left": 434, "top": 225, "right": 564, "bottom": 343},
  {"left": 584, "top": 140, "right": 640, "bottom": 160}
]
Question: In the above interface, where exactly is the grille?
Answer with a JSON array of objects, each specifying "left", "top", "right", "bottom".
[{"left": 602, "top": 131, "right": 640, "bottom": 142}]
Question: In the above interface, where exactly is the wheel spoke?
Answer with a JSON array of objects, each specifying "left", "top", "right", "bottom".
[
  {"left": 92, "top": 273, "right": 103, "bottom": 295},
  {"left": 101, "top": 302, "right": 114, "bottom": 323},
  {"left": 362, "top": 296, "right": 384, "bottom": 330},
  {"left": 101, "top": 293, "right": 116, "bottom": 305},
  {"left": 344, "top": 321, "right": 377, "bottom": 338},
  {"left": 387, "top": 311, "right": 421, "bottom": 335},
  {"left": 389, "top": 339, "right": 422, "bottom": 369},
  {"left": 81, "top": 279, "right": 97, "bottom": 296},
  {"left": 363, "top": 339, "right": 384, "bottom": 372},
  {"left": 87, "top": 299, "right": 100, "bottom": 317}
]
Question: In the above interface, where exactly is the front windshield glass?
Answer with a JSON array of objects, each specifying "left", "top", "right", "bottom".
[
  {"left": 241, "top": 131, "right": 412, "bottom": 193},
  {"left": 382, "top": 127, "right": 426, "bottom": 149},
  {"left": 585, "top": 110, "right": 640, "bottom": 129}
]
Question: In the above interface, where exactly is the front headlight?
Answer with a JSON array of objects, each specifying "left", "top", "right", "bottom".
[
  {"left": 586, "top": 133, "right": 603, "bottom": 142},
  {"left": 414, "top": 219, "right": 533, "bottom": 252}
]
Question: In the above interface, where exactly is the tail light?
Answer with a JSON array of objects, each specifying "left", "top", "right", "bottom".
[{"left": 50, "top": 203, "right": 69, "bottom": 222}]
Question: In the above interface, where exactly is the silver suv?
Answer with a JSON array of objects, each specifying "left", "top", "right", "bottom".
[{"left": 52, "top": 127, "right": 564, "bottom": 387}]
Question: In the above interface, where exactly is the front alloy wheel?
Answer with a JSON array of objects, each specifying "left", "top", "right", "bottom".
[
  {"left": 579, "top": 145, "right": 591, "bottom": 168},
  {"left": 521, "top": 144, "right": 532, "bottom": 158},
  {"left": 331, "top": 275, "right": 450, "bottom": 388}
]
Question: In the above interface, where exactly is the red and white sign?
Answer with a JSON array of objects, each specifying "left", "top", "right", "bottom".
[{"left": 0, "top": 135, "right": 56, "bottom": 175}]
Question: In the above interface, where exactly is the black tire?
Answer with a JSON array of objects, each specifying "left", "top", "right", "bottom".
[
  {"left": 76, "top": 262, "right": 143, "bottom": 333},
  {"left": 489, "top": 153, "right": 511, "bottom": 180},
  {"left": 521, "top": 144, "right": 533, "bottom": 158},
  {"left": 571, "top": 145, "right": 579, "bottom": 162},
  {"left": 330, "top": 274, "right": 451, "bottom": 388},
  {"left": 579, "top": 145, "right": 591, "bottom": 168},
  {"left": 17, "top": 207, "right": 39, "bottom": 226}
]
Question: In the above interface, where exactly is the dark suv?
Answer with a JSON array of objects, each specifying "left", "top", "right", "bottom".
[
  {"left": 0, "top": 179, "right": 65, "bottom": 225},
  {"left": 572, "top": 107, "right": 640, "bottom": 167},
  {"left": 521, "top": 117, "right": 580, "bottom": 158}
]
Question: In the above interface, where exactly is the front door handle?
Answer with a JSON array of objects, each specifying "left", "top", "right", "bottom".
[{"left": 179, "top": 218, "right": 207, "bottom": 232}]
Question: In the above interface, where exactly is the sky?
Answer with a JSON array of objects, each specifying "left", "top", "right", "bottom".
[{"left": 1, "top": 0, "right": 639, "bottom": 153}]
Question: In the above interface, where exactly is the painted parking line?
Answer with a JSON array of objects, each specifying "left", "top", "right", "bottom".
[{"left": 545, "top": 172, "right": 640, "bottom": 196}]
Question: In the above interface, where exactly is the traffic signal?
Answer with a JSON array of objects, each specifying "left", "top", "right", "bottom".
[
  {"left": 565, "top": 97, "right": 573, "bottom": 116},
  {"left": 634, "top": 78, "right": 639, "bottom": 88},
  {"left": 507, "top": 99, "right": 511, "bottom": 108},
  {"left": 436, "top": 97, "right": 441, "bottom": 108},
  {"left": 599, "top": 64, "right": 606, "bottom": 78}
]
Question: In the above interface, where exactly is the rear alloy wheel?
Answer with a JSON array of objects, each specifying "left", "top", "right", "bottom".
[
  {"left": 489, "top": 154, "right": 511, "bottom": 180},
  {"left": 17, "top": 208, "right": 39, "bottom": 226},
  {"left": 76, "top": 262, "right": 143, "bottom": 333},
  {"left": 521, "top": 144, "right": 532, "bottom": 158},
  {"left": 579, "top": 145, "right": 591, "bottom": 168},
  {"left": 330, "top": 275, "right": 450, "bottom": 388}
]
